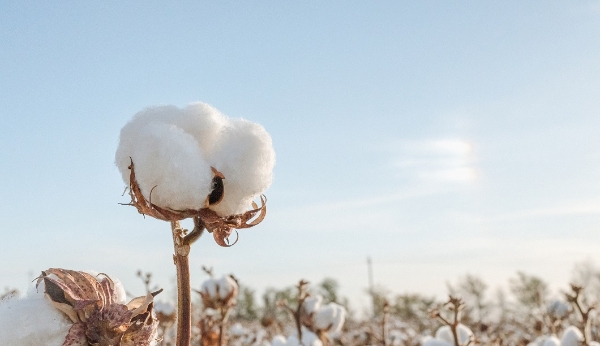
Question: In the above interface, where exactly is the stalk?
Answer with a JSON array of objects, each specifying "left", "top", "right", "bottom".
[{"left": 172, "top": 220, "right": 192, "bottom": 346}]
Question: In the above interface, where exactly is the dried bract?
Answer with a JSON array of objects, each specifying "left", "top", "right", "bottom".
[
  {"left": 124, "top": 160, "right": 267, "bottom": 247},
  {"left": 36, "top": 268, "right": 159, "bottom": 346}
]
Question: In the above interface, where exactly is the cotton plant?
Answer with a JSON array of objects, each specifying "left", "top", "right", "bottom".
[
  {"left": 421, "top": 325, "right": 473, "bottom": 346},
  {"left": 425, "top": 296, "right": 475, "bottom": 346},
  {"left": 0, "top": 268, "right": 159, "bottom": 346},
  {"left": 196, "top": 270, "right": 239, "bottom": 346},
  {"left": 564, "top": 284, "right": 599, "bottom": 346},
  {"left": 300, "top": 294, "right": 346, "bottom": 343},
  {"left": 154, "top": 300, "right": 177, "bottom": 345},
  {"left": 559, "top": 326, "right": 600, "bottom": 346},
  {"left": 115, "top": 102, "right": 275, "bottom": 346}
]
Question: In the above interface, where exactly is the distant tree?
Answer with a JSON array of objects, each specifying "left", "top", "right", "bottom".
[
  {"left": 391, "top": 293, "right": 437, "bottom": 333},
  {"left": 509, "top": 271, "right": 549, "bottom": 335},
  {"left": 318, "top": 278, "right": 340, "bottom": 304},
  {"left": 231, "top": 285, "right": 258, "bottom": 321},
  {"left": 447, "top": 274, "right": 489, "bottom": 326},
  {"left": 261, "top": 285, "right": 296, "bottom": 331},
  {"left": 368, "top": 285, "right": 390, "bottom": 318},
  {"left": 509, "top": 271, "right": 549, "bottom": 311}
]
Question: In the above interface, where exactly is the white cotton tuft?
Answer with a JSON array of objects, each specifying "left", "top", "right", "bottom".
[
  {"left": 313, "top": 303, "right": 346, "bottom": 334},
  {"left": 542, "top": 336, "right": 560, "bottom": 346},
  {"left": 229, "top": 322, "right": 247, "bottom": 337},
  {"left": 0, "top": 282, "right": 72, "bottom": 346},
  {"left": 561, "top": 326, "right": 584, "bottom": 346},
  {"left": 200, "top": 275, "right": 238, "bottom": 301},
  {"left": 303, "top": 295, "right": 323, "bottom": 315},
  {"left": 271, "top": 335, "right": 287, "bottom": 346},
  {"left": 209, "top": 118, "right": 276, "bottom": 215},
  {"left": 217, "top": 276, "right": 238, "bottom": 299},
  {"left": 434, "top": 324, "right": 472, "bottom": 345},
  {"left": 421, "top": 337, "right": 452, "bottom": 346},
  {"left": 115, "top": 102, "right": 275, "bottom": 215}
]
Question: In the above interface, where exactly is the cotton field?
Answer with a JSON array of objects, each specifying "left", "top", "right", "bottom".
[
  {"left": 1, "top": 102, "right": 598, "bottom": 346},
  {"left": 4, "top": 264, "right": 600, "bottom": 346}
]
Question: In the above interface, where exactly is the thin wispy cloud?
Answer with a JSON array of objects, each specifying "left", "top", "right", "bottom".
[{"left": 391, "top": 138, "right": 478, "bottom": 183}]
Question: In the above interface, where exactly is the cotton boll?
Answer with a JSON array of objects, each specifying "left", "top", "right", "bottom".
[
  {"left": 124, "top": 122, "right": 213, "bottom": 210},
  {"left": 561, "top": 326, "right": 584, "bottom": 346},
  {"left": 303, "top": 295, "right": 323, "bottom": 315},
  {"left": 209, "top": 119, "right": 275, "bottom": 216},
  {"left": 217, "top": 276, "right": 238, "bottom": 300},
  {"left": 422, "top": 337, "right": 452, "bottom": 346},
  {"left": 302, "top": 329, "right": 323, "bottom": 346},
  {"left": 434, "top": 324, "right": 472, "bottom": 345},
  {"left": 313, "top": 303, "right": 346, "bottom": 334},
  {"left": 0, "top": 282, "right": 71, "bottom": 346},
  {"left": 201, "top": 278, "right": 219, "bottom": 298},
  {"left": 434, "top": 326, "right": 453, "bottom": 344},
  {"left": 271, "top": 335, "right": 287, "bottom": 346},
  {"left": 542, "top": 336, "right": 560, "bottom": 346},
  {"left": 179, "top": 102, "right": 228, "bottom": 153},
  {"left": 116, "top": 106, "right": 216, "bottom": 210},
  {"left": 528, "top": 336, "right": 546, "bottom": 346},
  {"left": 456, "top": 324, "right": 474, "bottom": 344},
  {"left": 230, "top": 322, "right": 247, "bottom": 337},
  {"left": 116, "top": 102, "right": 275, "bottom": 216},
  {"left": 199, "top": 275, "right": 238, "bottom": 309}
]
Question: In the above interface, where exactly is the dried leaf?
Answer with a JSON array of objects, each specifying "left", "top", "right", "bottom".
[{"left": 62, "top": 323, "right": 87, "bottom": 346}]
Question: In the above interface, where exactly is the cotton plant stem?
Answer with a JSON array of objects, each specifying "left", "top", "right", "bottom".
[
  {"left": 219, "top": 307, "right": 232, "bottom": 346},
  {"left": 172, "top": 220, "right": 192, "bottom": 346}
]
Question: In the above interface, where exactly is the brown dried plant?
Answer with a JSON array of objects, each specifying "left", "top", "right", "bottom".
[
  {"left": 121, "top": 159, "right": 268, "bottom": 346},
  {"left": 195, "top": 271, "right": 239, "bottom": 346},
  {"left": 279, "top": 280, "right": 311, "bottom": 343},
  {"left": 36, "top": 268, "right": 160, "bottom": 346},
  {"left": 565, "top": 284, "right": 597, "bottom": 346},
  {"left": 430, "top": 296, "right": 476, "bottom": 346}
]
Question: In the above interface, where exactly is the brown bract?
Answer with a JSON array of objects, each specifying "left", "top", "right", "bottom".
[
  {"left": 36, "top": 268, "right": 159, "bottom": 346},
  {"left": 124, "top": 159, "right": 267, "bottom": 247}
]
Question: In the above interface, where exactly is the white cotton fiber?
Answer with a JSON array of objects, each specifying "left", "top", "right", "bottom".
[
  {"left": 313, "top": 303, "right": 345, "bottom": 334},
  {"left": 561, "top": 326, "right": 584, "bottom": 346},
  {"left": 271, "top": 335, "right": 287, "bottom": 346},
  {"left": 0, "top": 282, "right": 71, "bottom": 346},
  {"left": 115, "top": 102, "right": 275, "bottom": 215},
  {"left": 421, "top": 336, "right": 452, "bottom": 346},
  {"left": 200, "top": 275, "right": 238, "bottom": 300},
  {"left": 302, "top": 295, "right": 323, "bottom": 315},
  {"left": 434, "top": 324, "right": 472, "bottom": 345},
  {"left": 208, "top": 118, "right": 275, "bottom": 215},
  {"left": 542, "top": 336, "right": 560, "bottom": 346}
]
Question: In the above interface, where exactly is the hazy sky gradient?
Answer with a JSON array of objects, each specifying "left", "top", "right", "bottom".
[{"left": 1, "top": 1, "right": 600, "bottom": 311}]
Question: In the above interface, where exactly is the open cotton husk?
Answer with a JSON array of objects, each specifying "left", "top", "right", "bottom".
[{"left": 123, "top": 159, "right": 267, "bottom": 247}]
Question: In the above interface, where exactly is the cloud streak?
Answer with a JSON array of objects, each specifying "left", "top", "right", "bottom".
[{"left": 391, "top": 138, "right": 478, "bottom": 183}]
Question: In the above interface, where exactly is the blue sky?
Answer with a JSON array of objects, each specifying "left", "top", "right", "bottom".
[{"left": 1, "top": 1, "right": 600, "bottom": 311}]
